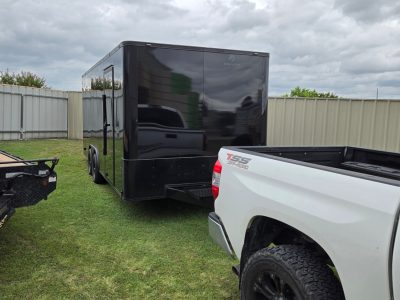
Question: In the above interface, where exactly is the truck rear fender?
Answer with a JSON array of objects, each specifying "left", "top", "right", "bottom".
[{"left": 240, "top": 215, "right": 344, "bottom": 294}]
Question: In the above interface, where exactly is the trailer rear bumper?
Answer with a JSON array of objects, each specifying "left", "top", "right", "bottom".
[
  {"left": 208, "top": 212, "right": 235, "bottom": 257},
  {"left": 123, "top": 156, "right": 216, "bottom": 204},
  {"left": 0, "top": 155, "right": 58, "bottom": 228}
]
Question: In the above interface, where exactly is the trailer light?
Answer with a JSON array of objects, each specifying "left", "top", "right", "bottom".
[{"left": 212, "top": 160, "right": 222, "bottom": 199}]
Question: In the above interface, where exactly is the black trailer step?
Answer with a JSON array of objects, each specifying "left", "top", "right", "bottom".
[{"left": 166, "top": 183, "right": 213, "bottom": 208}]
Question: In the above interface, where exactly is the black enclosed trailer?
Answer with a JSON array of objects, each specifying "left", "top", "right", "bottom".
[{"left": 82, "top": 41, "right": 269, "bottom": 206}]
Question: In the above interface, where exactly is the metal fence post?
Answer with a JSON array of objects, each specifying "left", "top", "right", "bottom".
[{"left": 20, "top": 94, "right": 24, "bottom": 140}]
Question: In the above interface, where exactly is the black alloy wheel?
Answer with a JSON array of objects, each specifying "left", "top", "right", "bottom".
[
  {"left": 240, "top": 245, "right": 344, "bottom": 300},
  {"left": 252, "top": 271, "right": 298, "bottom": 299}
]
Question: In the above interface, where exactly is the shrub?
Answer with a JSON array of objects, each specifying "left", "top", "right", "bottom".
[
  {"left": 283, "top": 86, "right": 338, "bottom": 98},
  {"left": 0, "top": 70, "right": 48, "bottom": 88}
]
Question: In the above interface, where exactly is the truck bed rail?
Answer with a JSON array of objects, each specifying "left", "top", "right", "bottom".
[{"left": 229, "top": 146, "right": 400, "bottom": 184}]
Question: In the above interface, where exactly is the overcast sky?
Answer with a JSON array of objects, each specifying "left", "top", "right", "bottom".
[{"left": 0, "top": 0, "right": 399, "bottom": 98}]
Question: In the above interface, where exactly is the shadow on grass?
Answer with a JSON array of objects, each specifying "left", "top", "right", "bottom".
[{"left": 120, "top": 197, "right": 213, "bottom": 221}]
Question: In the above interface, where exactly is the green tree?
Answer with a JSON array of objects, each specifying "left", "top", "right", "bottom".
[
  {"left": 0, "top": 70, "right": 48, "bottom": 88},
  {"left": 283, "top": 86, "right": 338, "bottom": 98}
]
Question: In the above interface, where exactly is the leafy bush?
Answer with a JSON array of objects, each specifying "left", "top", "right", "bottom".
[
  {"left": 0, "top": 70, "right": 48, "bottom": 88},
  {"left": 0, "top": 71, "right": 15, "bottom": 85},
  {"left": 284, "top": 86, "right": 338, "bottom": 98}
]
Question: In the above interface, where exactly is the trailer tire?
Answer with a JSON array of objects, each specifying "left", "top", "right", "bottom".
[
  {"left": 240, "top": 245, "right": 344, "bottom": 300},
  {"left": 91, "top": 151, "right": 104, "bottom": 184},
  {"left": 88, "top": 149, "right": 93, "bottom": 175}
]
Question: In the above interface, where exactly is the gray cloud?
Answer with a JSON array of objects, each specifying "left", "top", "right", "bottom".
[
  {"left": 219, "top": 0, "right": 270, "bottom": 32},
  {"left": 334, "top": 0, "right": 400, "bottom": 23},
  {"left": 340, "top": 50, "right": 400, "bottom": 74},
  {"left": 0, "top": 0, "right": 399, "bottom": 98}
]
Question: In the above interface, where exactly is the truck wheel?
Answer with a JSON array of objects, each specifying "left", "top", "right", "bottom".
[
  {"left": 91, "top": 152, "right": 104, "bottom": 184},
  {"left": 240, "top": 245, "right": 344, "bottom": 300}
]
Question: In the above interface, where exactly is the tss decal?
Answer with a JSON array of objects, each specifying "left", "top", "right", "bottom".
[{"left": 227, "top": 153, "right": 252, "bottom": 169}]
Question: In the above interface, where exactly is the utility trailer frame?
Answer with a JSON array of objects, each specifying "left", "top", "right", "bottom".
[{"left": 0, "top": 150, "right": 58, "bottom": 228}]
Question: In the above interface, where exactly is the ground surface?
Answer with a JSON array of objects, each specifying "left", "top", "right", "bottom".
[{"left": 0, "top": 139, "right": 238, "bottom": 299}]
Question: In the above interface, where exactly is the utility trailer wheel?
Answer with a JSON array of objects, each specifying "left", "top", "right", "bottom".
[
  {"left": 91, "top": 151, "right": 104, "bottom": 184},
  {"left": 240, "top": 245, "right": 344, "bottom": 300}
]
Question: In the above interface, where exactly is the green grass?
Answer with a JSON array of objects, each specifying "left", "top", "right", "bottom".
[{"left": 0, "top": 140, "right": 238, "bottom": 299}]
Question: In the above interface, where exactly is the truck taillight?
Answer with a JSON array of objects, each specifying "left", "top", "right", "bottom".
[{"left": 212, "top": 160, "right": 222, "bottom": 199}]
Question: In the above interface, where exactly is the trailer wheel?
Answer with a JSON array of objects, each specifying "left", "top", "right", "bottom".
[
  {"left": 91, "top": 151, "right": 104, "bottom": 184},
  {"left": 240, "top": 245, "right": 344, "bottom": 300},
  {"left": 87, "top": 149, "right": 93, "bottom": 175}
]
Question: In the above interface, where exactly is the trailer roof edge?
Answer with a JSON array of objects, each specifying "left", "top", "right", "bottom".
[{"left": 82, "top": 41, "right": 269, "bottom": 77}]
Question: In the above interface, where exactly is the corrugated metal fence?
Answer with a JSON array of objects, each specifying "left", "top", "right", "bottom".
[
  {"left": 267, "top": 97, "right": 400, "bottom": 152},
  {"left": 1, "top": 85, "right": 400, "bottom": 153},
  {"left": 0, "top": 84, "right": 68, "bottom": 140}
]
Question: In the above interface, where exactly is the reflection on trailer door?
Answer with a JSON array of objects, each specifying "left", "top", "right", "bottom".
[{"left": 102, "top": 66, "right": 115, "bottom": 185}]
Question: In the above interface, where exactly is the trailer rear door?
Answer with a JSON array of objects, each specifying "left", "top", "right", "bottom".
[{"left": 102, "top": 65, "right": 115, "bottom": 185}]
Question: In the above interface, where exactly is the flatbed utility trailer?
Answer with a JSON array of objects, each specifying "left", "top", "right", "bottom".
[
  {"left": 83, "top": 41, "right": 269, "bottom": 206},
  {"left": 0, "top": 150, "right": 58, "bottom": 228}
]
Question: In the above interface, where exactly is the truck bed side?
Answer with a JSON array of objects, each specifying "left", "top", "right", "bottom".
[{"left": 215, "top": 146, "right": 400, "bottom": 300}]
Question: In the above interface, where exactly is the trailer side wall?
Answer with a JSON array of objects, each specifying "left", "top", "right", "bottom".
[{"left": 83, "top": 47, "right": 124, "bottom": 193}]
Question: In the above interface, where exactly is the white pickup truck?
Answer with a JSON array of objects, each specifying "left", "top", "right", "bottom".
[{"left": 209, "top": 146, "right": 400, "bottom": 300}]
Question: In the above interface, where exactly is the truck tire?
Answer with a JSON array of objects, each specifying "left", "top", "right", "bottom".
[
  {"left": 240, "top": 245, "right": 344, "bottom": 300},
  {"left": 91, "top": 151, "right": 104, "bottom": 184}
]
